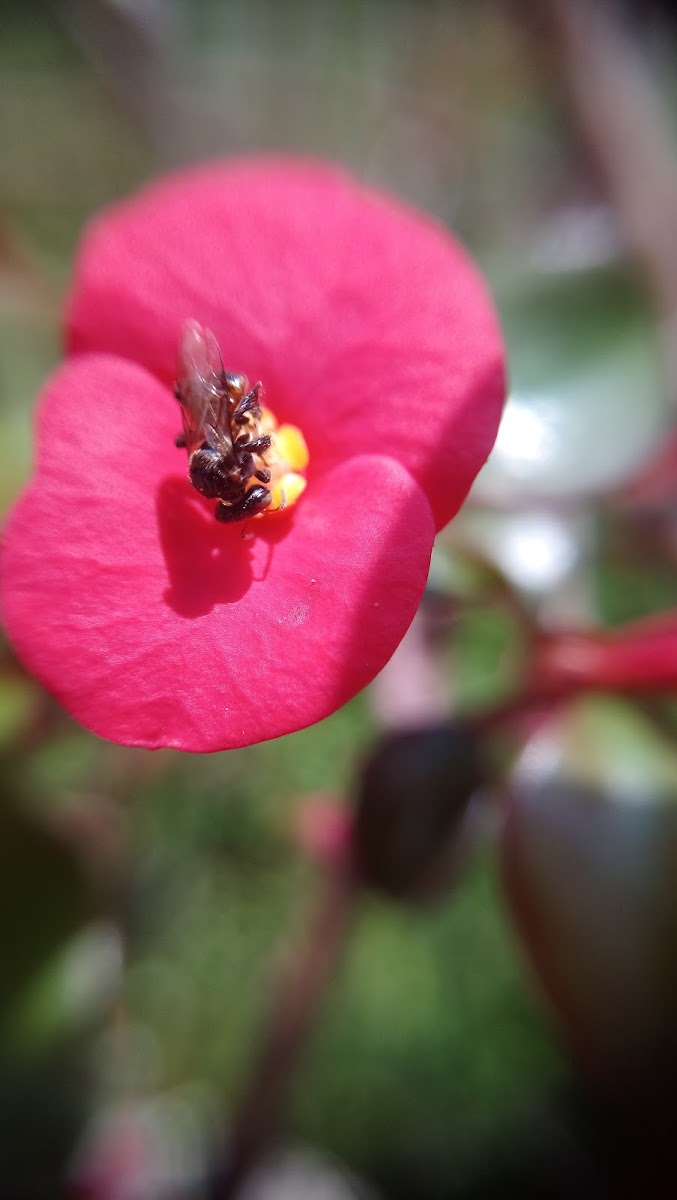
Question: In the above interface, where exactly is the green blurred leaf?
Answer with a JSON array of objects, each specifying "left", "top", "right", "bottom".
[
  {"left": 451, "top": 605, "right": 527, "bottom": 713},
  {"left": 0, "top": 673, "right": 38, "bottom": 748},
  {"left": 0, "top": 802, "right": 93, "bottom": 1021}
]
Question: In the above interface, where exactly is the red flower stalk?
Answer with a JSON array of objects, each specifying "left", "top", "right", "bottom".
[
  {"left": 531, "top": 611, "right": 677, "bottom": 698},
  {"left": 0, "top": 159, "right": 504, "bottom": 751}
]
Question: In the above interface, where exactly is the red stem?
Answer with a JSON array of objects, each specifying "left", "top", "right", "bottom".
[{"left": 209, "top": 866, "right": 360, "bottom": 1198}]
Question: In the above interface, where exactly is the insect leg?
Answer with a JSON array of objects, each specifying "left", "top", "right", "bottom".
[
  {"left": 232, "top": 382, "right": 264, "bottom": 425},
  {"left": 234, "top": 433, "right": 273, "bottom": 455}
]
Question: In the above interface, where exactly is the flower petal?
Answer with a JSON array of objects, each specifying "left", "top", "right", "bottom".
[
  {"left": 67, "top": 158, "right": 504, "bottom": 530},
  {"left": 1, "top": 354, "right": 435, "bottom": 751}
]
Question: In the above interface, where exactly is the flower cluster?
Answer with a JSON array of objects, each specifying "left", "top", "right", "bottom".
[{"left": 0, "top": 159, "right": 505, "bottom": 751}]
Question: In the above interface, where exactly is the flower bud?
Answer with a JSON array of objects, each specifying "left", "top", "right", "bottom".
[
  {"left": 352, "top": 723, "right": 484, "bottom": 901},
  {"left": 501, "top": 697, "right": 677, "bottom": 1110}
]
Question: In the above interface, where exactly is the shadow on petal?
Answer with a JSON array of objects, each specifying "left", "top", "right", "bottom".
[
  {"left": 156, "top": 476, "right": 253, "bottom": 617},
  {"left": 248, "top": 508, "right": 301, "bottom": 583}
]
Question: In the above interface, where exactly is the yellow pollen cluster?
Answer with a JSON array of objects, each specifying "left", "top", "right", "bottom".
[{"left": 251, "top": 408, "right": 309, "bottom": 519}]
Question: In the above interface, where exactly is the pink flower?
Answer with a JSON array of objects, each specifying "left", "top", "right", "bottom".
[{"left": 0, "top": 159, "right": 504, "bottom": 751}]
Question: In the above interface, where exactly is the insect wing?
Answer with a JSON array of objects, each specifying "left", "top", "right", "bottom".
[{"left": 176, "top": 320, "right": 230, "bottom": 454}]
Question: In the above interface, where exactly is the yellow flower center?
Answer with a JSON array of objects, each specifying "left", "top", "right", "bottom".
[{"left": 247, "top": 406, "right": 309, "bottom": 521}]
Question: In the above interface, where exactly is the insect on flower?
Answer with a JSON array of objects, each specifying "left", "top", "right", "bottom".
[
  {"left": 174, "top": 319, "right": 276, "bottom": 523},
  {"left": 0, "top": 159, "right": 505, "bottom": 752}
]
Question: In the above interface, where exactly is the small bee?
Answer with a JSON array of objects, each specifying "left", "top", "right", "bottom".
[{"left": 173, "top": 320, "right": 275, "bottom": 523}]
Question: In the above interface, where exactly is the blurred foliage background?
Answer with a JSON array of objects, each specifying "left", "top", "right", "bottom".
[{"left": 1, "top": 2, "right": 676, "bottom": 1198}]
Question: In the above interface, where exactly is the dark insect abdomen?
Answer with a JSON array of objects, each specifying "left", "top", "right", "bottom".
[{"left": 188, "top": 445, "right": 254, "bottom": 499}]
